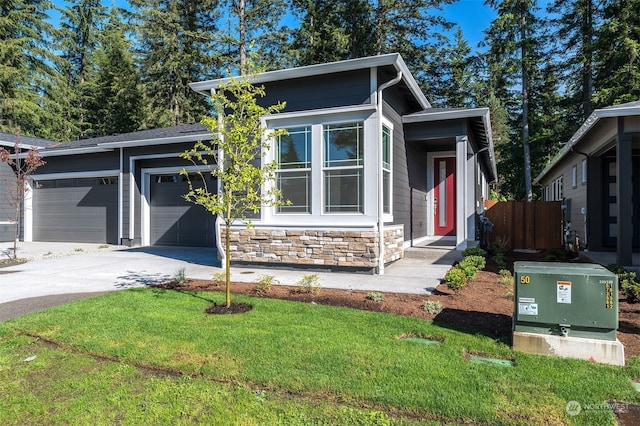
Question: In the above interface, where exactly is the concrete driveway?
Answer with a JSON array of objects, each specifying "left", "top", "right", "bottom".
[{"left": 0, "top": 241, "right": 456, "bottom": 321}]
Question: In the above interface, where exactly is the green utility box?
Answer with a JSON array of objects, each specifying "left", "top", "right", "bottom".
[{"left": 514, "top": 262, "right": 618, "bottom": 341}]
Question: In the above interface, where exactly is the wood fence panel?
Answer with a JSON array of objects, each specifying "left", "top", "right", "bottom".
[{"left": 484, "top": 200, "right": 563, "bottom": 250}]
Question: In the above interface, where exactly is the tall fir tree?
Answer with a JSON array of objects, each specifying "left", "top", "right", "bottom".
[
  {"left": 91, "top": 7, "right": 143, "bottom": 136},
  {"left": 55, "top": 0, "right": 107, "bottom": 139},
  {"left": 0, "top": 0, "right": 65, "bottom": 138},
  {"left": 438, "top": 27, "right": 475, "bottom": 108},
  {"left": 131, "top": 0, "right": 221, "bottom": 128},
  {"left": 220, "top": 0, "right": 291, "bottom": 74},
  {"left": 592, "top": 0, "right": 640, "bottom": 107}
]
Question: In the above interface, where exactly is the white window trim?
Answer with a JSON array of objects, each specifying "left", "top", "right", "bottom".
[
  {"left": 381, "top": 117, "right": 394, "bottom": 222},
  {"left": 572, "top": 165, "right": 578, "bottom": 188},
  {"left": 581, "top": 158, "right": 587, "bottom": 184},
  {"left": 263, "top": 109, "right": 378, "bottom": 226}
]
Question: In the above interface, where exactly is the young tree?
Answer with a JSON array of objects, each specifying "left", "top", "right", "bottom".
[
  {"left": 0, "top": 130, "right": 45, "bottom": 259},
  {"left": 180, "top": 77, "right": 287, "bottom": 308}
]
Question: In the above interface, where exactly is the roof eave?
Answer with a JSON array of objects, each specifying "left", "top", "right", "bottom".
[{"left": 97, "top": 133, "right": 212, "bottom": 149}]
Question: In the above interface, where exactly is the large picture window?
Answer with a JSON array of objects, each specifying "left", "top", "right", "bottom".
[
  {"left": 275, "top": 126, "right": 311, "bottom": 213},
  {"left": 323, "top": 122, "right": 364, "bottom": 213}
]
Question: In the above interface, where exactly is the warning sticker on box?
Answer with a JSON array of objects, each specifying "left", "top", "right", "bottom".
[
  {"left": 557, "top": 281, "right": 572, "bottom": 304},
  {"left": 518, "top": 303, "right": 538, "bottom": 316}
]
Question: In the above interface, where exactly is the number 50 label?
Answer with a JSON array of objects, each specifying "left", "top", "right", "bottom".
[{"left": 520, "top": 275, "right": 531, "bottom": 285}]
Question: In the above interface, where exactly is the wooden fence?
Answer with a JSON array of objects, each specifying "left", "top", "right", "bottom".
[{"left": 483, "top": 200, "right": 563, "bottom": 250}]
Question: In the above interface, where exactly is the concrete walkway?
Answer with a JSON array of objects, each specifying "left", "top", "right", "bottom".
[{"left": 0, "top": 241, "right": 460, "bottom": 321}]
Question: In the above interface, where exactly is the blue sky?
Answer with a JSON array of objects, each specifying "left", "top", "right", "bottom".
[{"left": 50, "top": 0, "right": 496, "bottom": 53}]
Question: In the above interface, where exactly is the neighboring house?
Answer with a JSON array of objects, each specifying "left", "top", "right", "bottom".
[
  {"left": 13, "top": 53, "right": 496, "bottom": 273},
  {"left": 0, "top": 132, "right": 56, "bottom": 243},
  {"left": 534, "top": 100, "right": 640, "bottom": 267}
]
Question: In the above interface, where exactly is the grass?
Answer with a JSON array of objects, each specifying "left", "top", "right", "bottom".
[{"left": 1, "top": 288, "right": 639, "bottom": 425}]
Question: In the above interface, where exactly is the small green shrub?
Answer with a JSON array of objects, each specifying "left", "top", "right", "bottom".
[
  {"left": 462, "top": 255, "right": 486, "bottom": 270},
  {"left": 462, "top": 247, "right": 486, "bottom": 258},
  {"left": 98, "top": 244, "right": 110, "bottom": 249},
  {"left": 174, "top": 267, "right": 186, "bottom": 285},
  {"left": 74, "top": 248, "right": 84, "bottom": 252},
  {"left": 444, "top": 268, "right": 468, "bottom": 292},
  {"left": 457, "top": 258, "right": 480, "bottom": 280},
  {"left": 493, "top": 253, "right": 506, "bottom": 270},
  {"left": 544, "top": 248, "right": 566, "bottom": 261},
  {"left": 366, "top": 291, "right": 385, "bottom": 302},
  {"left": 498, "top": 269, "right": 513, "bottom": 286},
  {"left": 620, "top": 271, "right": 640, "bottom": 303},
  {"left": 423, "top": 300, "right": 443, "bottom": 315},
  {"left": 255, "top": 274, "right": 279, "bottom": 295},
  {"left": 212, "top": 271, "right": 227, "bottom": 287},
  {"left": 488, "top": 236, "right": 509, "bottom": 255},
  {"left": 606, "top": 264, "right": 627, "bottom": 275},
  {"left": 294, "top": 273, "right": 321, "bottom": 295},
  {"left": 503, "top": 288, "right": 515, "bottom": 300}
]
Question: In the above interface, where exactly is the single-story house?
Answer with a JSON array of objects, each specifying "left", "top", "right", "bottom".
[
  {"left": 8, "top": 53, "right": 496, "bottom": 273},
  {"left": 534, "top": 100, "right": 640, "bottom": 267},
  {"left": 0, "top": 132, "right": 57, "bottom": 242}
]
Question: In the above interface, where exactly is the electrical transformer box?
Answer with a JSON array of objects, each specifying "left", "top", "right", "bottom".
[{"left": 513, "top": 261, "right": 618, "bottom": 341}]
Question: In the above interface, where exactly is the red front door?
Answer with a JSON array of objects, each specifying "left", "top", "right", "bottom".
[{"left": 434, "top": 157, "right": 456, "bottom": 236}]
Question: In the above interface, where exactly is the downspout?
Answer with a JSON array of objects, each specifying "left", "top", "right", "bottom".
[{"left": 376, "top": 70, "right": 402, "bottom": 275}]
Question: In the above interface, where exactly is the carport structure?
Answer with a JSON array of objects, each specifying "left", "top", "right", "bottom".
[{"left": 21, "top": 124, "right": 217, "bottom": 248}]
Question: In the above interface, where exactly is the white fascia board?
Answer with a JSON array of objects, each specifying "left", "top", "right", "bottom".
[
  {"left": 190, "top": 53, "right": 431, "bottom": 110},
  {"left": 263, "top": 104, "right": 377, "bottom": 123},
  {"left": 97, "top": 133, "right": 212, "bottom": 149},
  {"left": 0, "top": 141, "right": 41, "bottom": 150},
  {"left": 402, "top": 108, "right": 490, "bottom": 123}
]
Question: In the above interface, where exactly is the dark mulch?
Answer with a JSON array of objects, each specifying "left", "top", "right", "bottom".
[{"left": 205, "top": 302, "right": 253, "bottom": 314}]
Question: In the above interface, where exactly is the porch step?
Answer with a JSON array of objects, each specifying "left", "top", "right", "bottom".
[{"left": 403, "top": 247, "right": 462, "bottom": 263}]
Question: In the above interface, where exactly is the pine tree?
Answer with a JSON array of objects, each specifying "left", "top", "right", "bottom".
[
  {"left": 220, "top": 0, "right": 291, "bottom": 74},
  {"left": 91, "top": 7, "right": 143, "bottom": 136},
  {"left": 0, "top": 0, "right": 62, "bottom": 138},
  {"left": 55, "top": 0, "right": 107, "bottom": 139},
  {"left": 438, "top": 27, "right": 475, "bottom": 108},
  {"left": 592, "top": 0, "right": 640, "bottom": 107},
  {"left": 131, "top": 0, "right": 221, "bottom": 128}
]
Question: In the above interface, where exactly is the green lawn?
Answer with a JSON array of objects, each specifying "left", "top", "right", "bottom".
[{"left": 0, "top": 288, "right": 638, "bottom": 425}]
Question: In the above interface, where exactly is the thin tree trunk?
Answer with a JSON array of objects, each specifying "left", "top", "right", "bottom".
[
  {"left": 521, "top": 6, "right": 532, "bottom": 202},
  {"left": 238, "top": 0, "right": 246, "bottom": 76},
  {"left": 225, "top": 218, "right": 231, "bottom": 308}
]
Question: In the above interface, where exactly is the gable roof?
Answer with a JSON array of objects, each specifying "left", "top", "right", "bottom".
[
  {"left": 534, "top": 100, "right": 640, "bottom": 184},
  {"left": 0, "top": 132, "right": 57, "bottom": 149},
  {"left": 190, "top": 53, "right": 431, "bottom": 111}
]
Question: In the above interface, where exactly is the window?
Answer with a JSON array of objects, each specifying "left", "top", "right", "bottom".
[
  {"left": 581, "top": 158, "right": 587, "bottom": 184},
  {"left": 382, "top": 125, "right": 392, "bottom": 214},
  {"left": 572, "top": 165, "right": 577, "bottom": 188},
  {"left": 323, "top": 122, "right": 364, "bottom": 213},
  {"left": 276, "top": 126, "right": 311, "bottom": 213},
  {"left": 551, "top": 176, "right": 563, "bottom": 201}
]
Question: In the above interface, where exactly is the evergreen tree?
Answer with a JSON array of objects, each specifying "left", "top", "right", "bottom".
[
  {"left": 439, "top": 27, "right": 475, "bottom": 108},
  {"left": 131, "top": 0, "right": 221, "bottom": 128},
  {"left": 220, "top": 0, "right": 291, "bottom": 74},
  {"left": 592, "top": 0, "right": 640, "bottom": 107},
  {"left": 91, "top": 7, "right": 143, "bottom": 136},
  {"left": 0, "top": 0, "right": 63, "bottom": 138},
  {"left": 55, "top": 0, "right": 107, "bottom": 139}
]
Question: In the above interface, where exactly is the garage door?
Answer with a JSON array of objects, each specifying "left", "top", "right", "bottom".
[
  {"left": 150, "top": 173, "right": 216, "bottom": 246},
  {"left": 33, "top": 176, "right": 118, "bottom": 244}
]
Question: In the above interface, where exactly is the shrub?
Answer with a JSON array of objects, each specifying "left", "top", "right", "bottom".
[
  {"left": 503, "top": 288, "right": 515, "bottom": 300},
  {"left": 212, "top": 271, "right": 227, "bottom": 287},
  {"left": 606, "top": 264, "right": 627, "bottom": 275},
  {"left": 294, "top": 273, "right": 321, "bottom": 295},
  {"left": 544, "top": 248, "right": 566, "bottom": 261},
  {"left": 174, "top": 267, "right": 186, "bottom": 285},
  {"left": 499, "top": 269, "right": 513, "bottom": 286},
  {"left": 444, "top": 268, "right": 468, "bottom": 293},
  {"left": 462, "top": 247, "right": 486, "bottom": 258},
  {"left": 423, "top": 300, "right": 443, "bottom": 315},
  {"left": 488, "top": 236, "right": 510, "bottom": 256},
  {"left": 366, "top": 291, "right": 385, "bottom": 302},
  {"left": 493, "top": 253, "right": 506, "bottom": 270},
  {"left": 620, "top": 271, "right": 640, "bottom": 303},
  {"left": 255, "top": 274, "right": 279, "bottom": 296},
  {"left": 462, "top": 255, "right": 486, "bottom": 270}
]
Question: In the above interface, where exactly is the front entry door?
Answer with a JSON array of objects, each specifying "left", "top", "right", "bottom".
[{"left": 434, "top": 157, "right": 456, "bottom": 236}]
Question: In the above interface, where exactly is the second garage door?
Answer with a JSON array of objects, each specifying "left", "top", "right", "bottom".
[
  {"left": 150, "top": 173, "right": 216, "bottom": 247},
  {"left": 33, "top": 176, "right": 119, "bottom": 244}
]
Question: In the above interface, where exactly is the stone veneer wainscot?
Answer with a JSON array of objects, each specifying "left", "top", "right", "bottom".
[{"left": 226, "top": 225, "right": 404, "bottom": 270}]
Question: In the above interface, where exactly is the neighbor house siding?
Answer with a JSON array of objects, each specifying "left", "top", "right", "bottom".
[
  {"left": 35, "top": 152, "right": 119, "bottom": 175},
  {"left": 0, "top": 161, "right": 17, "bottom": 242}
]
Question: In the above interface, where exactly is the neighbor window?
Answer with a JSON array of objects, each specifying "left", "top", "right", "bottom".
[
  {"left": 323, "top": 122, "right": 364, "bottom": 213},
  {"left": 551, "top": 176, "right": 563, "bottom": 201},
  {"left": 275, "top": 126, "right": 311, "bottom": 213},
  {"left": 382, "top": 125, "right": 392, "bottom": 214},
  {"left": 581, "top": 158, "right": 587, "bottom": 184},
  {"left": 572, "top": 165, "right": 577, "bottom": 188}
]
